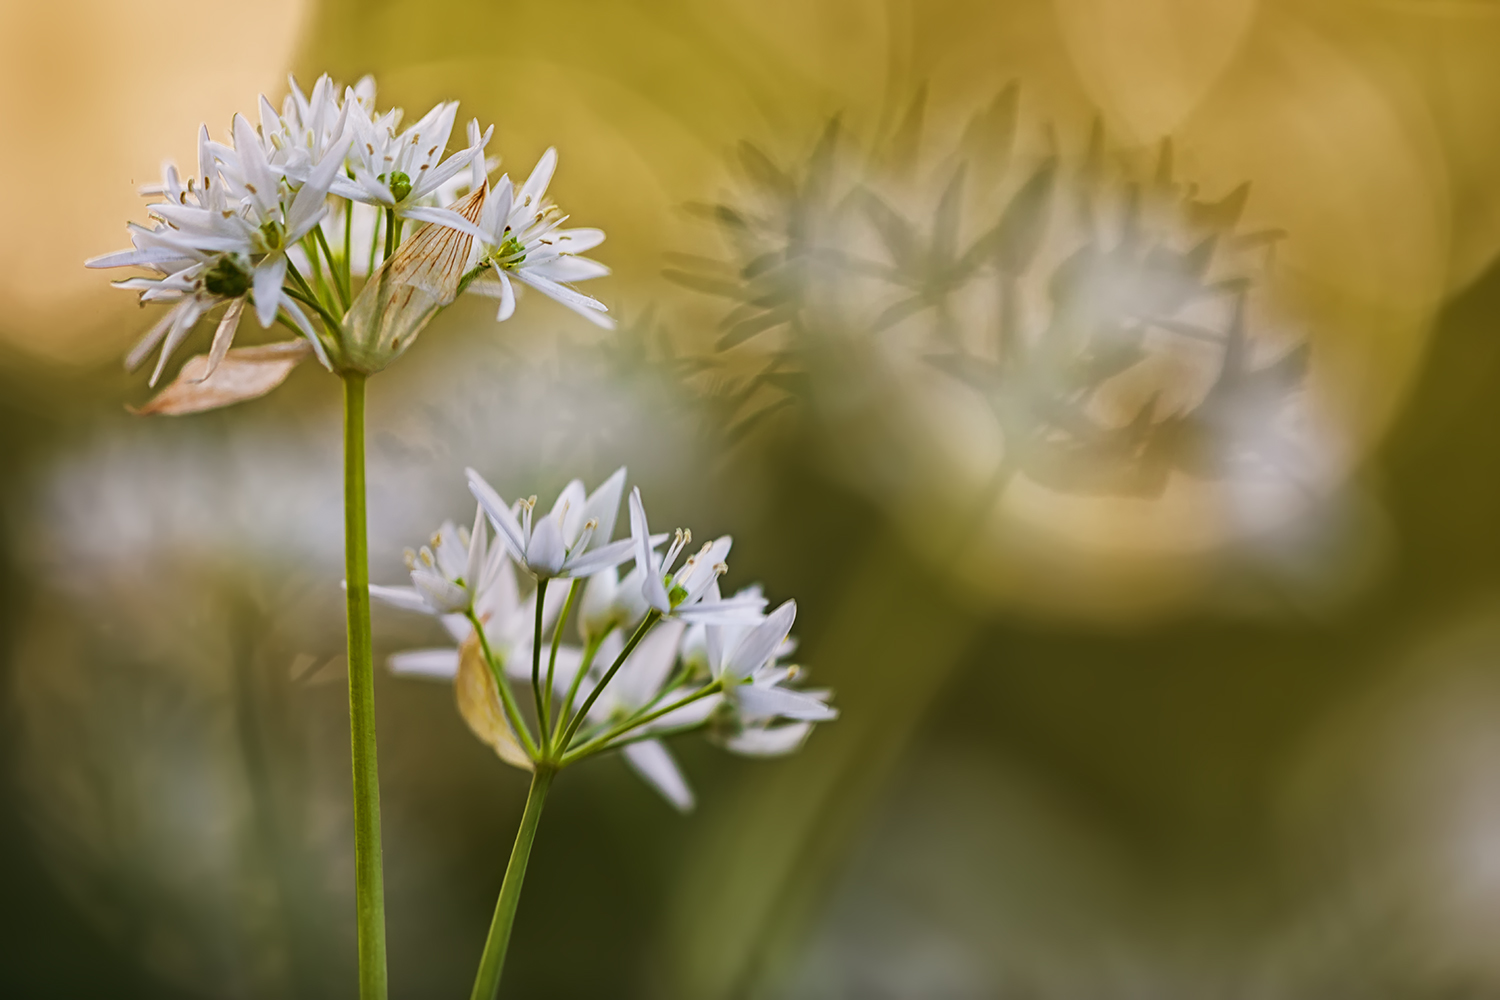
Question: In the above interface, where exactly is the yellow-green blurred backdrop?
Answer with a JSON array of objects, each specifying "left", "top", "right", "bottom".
[{"left": 6, "top": 0, "right": 1500, "bottom": 996}]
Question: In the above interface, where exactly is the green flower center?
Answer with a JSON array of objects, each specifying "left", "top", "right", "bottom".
[
  {"left": 203, "top": 255, "right": 253, "bottom": 298},
  {"left": 491, "top": 233, "right": 527, "bottom": 267},
  {"left": 385, "top": 170, "right": 413, "bottom": 202},
  {"left": 258, "top": 219, "right": 285, "bottom": 251}
]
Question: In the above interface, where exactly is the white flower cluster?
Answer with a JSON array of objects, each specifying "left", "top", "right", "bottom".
[
  {"left": 87, "top": 74, "right": 611, "bottom": 393},
  {"left": 371, "top": 468, "right": 835, "bottom": 811}
]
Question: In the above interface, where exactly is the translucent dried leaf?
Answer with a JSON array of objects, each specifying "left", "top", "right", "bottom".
[
  {"left": 131, "top": 340, "right": 311, "bottom": 416},
  {"left": 454, "top": 633, "right": 532, "bottom": 772},
  {"left": 341, "top": 185, "right": 486, "bottom": 373}
]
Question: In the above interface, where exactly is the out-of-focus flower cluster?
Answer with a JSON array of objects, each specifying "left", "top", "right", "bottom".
[
  {"left": 662, "top": 87, "right": 1349, "bottom": 614},
  {"left": 371, "top": 467, "right": 835, "bottom": 811},
  {"left": 87, "top": 74, "right": 611, "bottom": 412}
]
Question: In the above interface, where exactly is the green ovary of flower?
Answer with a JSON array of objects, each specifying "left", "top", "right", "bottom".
[
  {"left": 387, "top": 170, "right": 413, "bottom": 202},
  {"left": 258, "top": 219, "right": 285, "bottom": 251},
  {"left": 492, "top": 234, "right": 527, "bottom": 266},
  {"left": 668, "top": 582, "right": 689, "bottom": 608},
  {"left": 203, "top": 255, "right": 253, "bottom": 298}
]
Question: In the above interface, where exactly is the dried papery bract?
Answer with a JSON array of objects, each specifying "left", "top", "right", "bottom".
[
  {"left": 131, "top": 341, "right": 313, "bottom": 415},
  {"left": 339, "top": 185, "right": 487, "bottom": 373},
  {"left": 455, "top": 634, "right": 533, "bottom": 772}
]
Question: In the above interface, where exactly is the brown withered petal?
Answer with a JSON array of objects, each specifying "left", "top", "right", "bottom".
[
  {"left": 340, "top": 185, "right": 486, "bottom": 373},
  {"left": 131, "top": 340, "right": 312, "bottom": 416},
  {"left": 454, "top": 632, "right": 532, "bottom": 772}
]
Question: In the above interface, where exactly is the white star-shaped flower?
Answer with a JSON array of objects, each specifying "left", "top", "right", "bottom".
[
  {"left": 467, "top": 466, "right": 643, "bottom": 581},
  {"left": 465, "top": 147, "right": 612, "bottom": 328},
  {"left": 627, "top": 488, "right": 766, "bottom": 624}
]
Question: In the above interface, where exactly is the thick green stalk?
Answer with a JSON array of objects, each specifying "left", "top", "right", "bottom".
[
  {"left": 343, "top": 373, "right": 388, "bottom": 1000},
  {"left": 470, "top": 767, "right": 555, "bottom": 1000}
]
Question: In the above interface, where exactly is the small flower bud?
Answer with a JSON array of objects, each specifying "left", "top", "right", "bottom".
[{"left": 337, "top": 186, "right": 485, "bottom": 373}]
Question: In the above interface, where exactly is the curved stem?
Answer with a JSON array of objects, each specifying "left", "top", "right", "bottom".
[
  {"left": 531, "top": 579, "right": 549, "bottom": 751},
  {"left": 542, "top": 579, "right": 582, "bottom": 743},
  {"left": 314, "top": 224, "right": 351, "bottom": 310},
  {"left": 552, "top": 634, "right": 603, "bottom": 746},
  {"left": 558, "top": 612, "right": 660, "bottom": 751},
  {"left": 284, "top": 262, "right": 345, "bottom": 335},
  {"left": 342, "top": 373, "right": 388, "bottom": 1000},
  {"left": 469, "top": 766, "right": 555, "bottom": 1000},
  {"left": 562, "top": 680, "right": 722, "bottom": 765}
]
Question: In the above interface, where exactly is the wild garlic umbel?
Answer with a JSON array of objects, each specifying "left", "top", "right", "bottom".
[
  {"left": 88, "top": 74, "right": 610, "bottom": 413},
  {"left": 375, "top": 472, "right": 834, "bottom": 997},
  {"left": 85, "top": 73, "right": 833, "bottom": 1000}
]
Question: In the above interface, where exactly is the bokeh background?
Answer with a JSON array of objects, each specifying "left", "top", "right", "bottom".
[{"left": 6, "top": 0, "right": 1500, "bottom": 996}]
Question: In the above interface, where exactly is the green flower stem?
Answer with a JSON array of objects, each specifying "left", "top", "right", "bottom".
[
  {"left": 531, "top": 579, "right": 549, "bottom": 749},
  {"left": 465, "top": 608, "right": 539, "bottom": 758},
  {"left": 561, "top": 680, "right": 723, "bottom": 765},
  {"left": 314, "top": 224, "right": 351, "bottom": 310},
  {"left": 343, "top": 198, "right": 353, "bottom": 287},
  {"left": 469, "top": 766, "right": 555, "bottom": 1000},
  {"left": 342, "top": 373, "right": 388, "bottom": 1000},
  {"left": 368, "top": 209, "right": 382, "bottom": 276},
  {"left": 383, "top": 208, "right": 397, "bottom": 262},
  {"left": 542, "top": 579, "right": 583, "bottom": 741},
  {"left": 558, "top": 612, "right": 660, "bottom": 751},
  {"left": 552, "top": 633, "right": 603, "bottom": 746},
  {"left": 284, "top": 260, "right": 345, "bottom": 335}
]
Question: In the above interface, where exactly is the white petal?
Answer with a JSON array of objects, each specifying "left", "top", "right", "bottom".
[
  {"left": 124, "top": 308, "right": 178, "bottom": 373},
  {"left": 549, "top": 227, "right": 606, "bottom": 254},
  {"left": 526, "top": 515, "right": 566, "bottom": 577},
  {"left": 723, "top": 600, "right": 796, "bottom": 680},
  {"left": 398, "top": 203, "right": 489, "bottom": 241},
  {"left": 725, "top": 723, "right": 813, "bottom": 757},
  {"left": 413, "top": 572, "right": 470, "bottom": 614},
  {"left": 149, "top": 300, "right": 204, "bottom": 387},
  {"left": 197, "top": 298, "right": 245, "bottom": 380},
  {"left": 368, "top": 584, "right": 433, "bottom": 615},
  {"left": 613, "top": 619, "right": 686, "bottom": 708},
  {"left": 388, "top": 648, "right": 461, "bottom": 679},
  {"left": 673, "top": 597, "right": 767, "bottom": 626},
  {"left": 629, "top": 488, "right": 671, "bottom": 613},
  {"left": 583, "top": 467, "right": 627, "bottom": 544},
  {"left": 552, "top": 480, "right": 588, "bottom": 541},
  {"left": 645, "top": 691, "right": 722, "bottom": 731},
  {"left": 512, "top": 268, "right": 614, "bottom": 328},
  {"left": 515, "top": 148, "right": 557, "bottom": 214},
  {"left": 528, "top": 256, "right": 610, "bottom": 283},
  {"left": 669, "top": 690, "right": 726, "bottom": 727},
  {"left": 561, "top": 537, "right": 637, "bottom": 578},
  {"left": 622, "top": 740, "right": 694, "bottom": 812},
  {"left": 467, "top": 468, "right": 528, "bottom": 556},
  {"left": 277, "top": 294, "right": 333, "bottom": 370},
  {"left": 253, "top": 254, "right": 288, "bottom": 328},
  {"left": 232, "top": 113, "right": 279, "bottom": 218},
  {"left": 465, "top": 503, "right": 488, "bottom": 596},
  {"left": 735, "top": 684, "right": 837, "bottom": 722},
  {"left": 494, "top": 266, "right": 515, "bottom": 321}
]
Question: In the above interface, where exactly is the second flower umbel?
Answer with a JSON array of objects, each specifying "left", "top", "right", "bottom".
[{"left": 371, "top": 467, "right": 836, "bottom": 998}]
